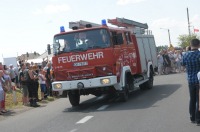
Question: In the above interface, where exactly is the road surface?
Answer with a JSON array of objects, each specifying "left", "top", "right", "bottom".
[{"left": 0, "top": 73, "right": 199, "bottom": 132}]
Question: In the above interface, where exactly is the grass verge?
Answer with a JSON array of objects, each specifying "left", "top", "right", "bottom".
[{"left": 5, "top": 88, "right": 56, "bottom": 110}]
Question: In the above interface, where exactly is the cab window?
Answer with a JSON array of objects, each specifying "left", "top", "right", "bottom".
[
  {"left": 111, "top": 31, "right": 124, "bottom": 45},
  {"left": 125, "top": 32, "right": 132, "bottom": 44}
]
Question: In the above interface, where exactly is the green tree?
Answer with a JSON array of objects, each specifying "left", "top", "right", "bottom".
[
  {"left": 178, "top": 34, "right": 199, "bottom": 48},
  {"left": 156, "top": 45, "right": 168, "bottom": 52}
]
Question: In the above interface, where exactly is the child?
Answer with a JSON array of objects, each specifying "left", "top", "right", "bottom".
[{"left": 38, "top": 69, "right": 46, "bottom": 100}]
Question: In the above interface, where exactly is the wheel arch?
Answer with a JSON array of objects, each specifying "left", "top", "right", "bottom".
[{"left": 119, "top": 66, "right": 132, "bottom": 89}]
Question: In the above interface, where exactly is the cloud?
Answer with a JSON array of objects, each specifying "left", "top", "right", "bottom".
[
  {"left": 33, "top": 4, "right": 70, "bottom": 15},
  {"left": 151, "top": 18, "right": 186, "bottom": 30},
  {"left": 190, "top": 14, "right": 200, "bottom": 29},
  {"left": 117, "top": 0, "right": 145, "bottom": 5},
  {"left": 150, "top": 18, "right": 188, "bottom": 46}
]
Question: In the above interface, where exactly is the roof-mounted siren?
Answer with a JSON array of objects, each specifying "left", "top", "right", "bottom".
[
  {"left": 60, "top": 26, "right": 65, "bottom": 32},
  {"left": 101, "top": 19, "right": 107, "bottom": 26}
]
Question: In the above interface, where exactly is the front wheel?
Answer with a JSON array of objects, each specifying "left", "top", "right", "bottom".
[
  {"left": 68, "top": 91, "right": 80, "bottom": 106},
  {"left": 120, "top": 85, "right": 129, "bottom": 102},
  {"left": 120, "top": 76, "right": 130, "bottom": 102}
]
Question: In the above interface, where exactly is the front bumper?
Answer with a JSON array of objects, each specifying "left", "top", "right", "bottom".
[{"left": 52, "top": 76, "right": 117, "bottom": 91}]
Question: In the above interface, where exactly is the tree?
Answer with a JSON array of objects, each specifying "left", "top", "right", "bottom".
[
  {"left": 156, "top": 45, "right": 168, "bottom": 52},
  {"left": 177, "top": 34, "right": 199, "bottom": 48}
]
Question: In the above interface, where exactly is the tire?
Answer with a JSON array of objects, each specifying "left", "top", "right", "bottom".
[
  {"left": 146, "top": 69, "right": 154, "bottom": 89},
  {"left": 120, "top": 76, "right": 129, "bottom": 102},
  {"left": 68, "top": 91, "right": 80, "bottom": 106},
  {"left": 139, "top": 69, "right": 154, "bottom": 90}
]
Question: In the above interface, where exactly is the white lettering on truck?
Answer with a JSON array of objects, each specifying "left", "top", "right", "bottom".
[{"left": 58, "top": 52, "right": 104, "bottom": 63}]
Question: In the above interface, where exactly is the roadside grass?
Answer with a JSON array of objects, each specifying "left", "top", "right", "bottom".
[
  {"left": 5, "top": 89, "right": 23, "bottom": 109},
  {"left": 5, "top": 87, "right": 56, "bottom": 110}
]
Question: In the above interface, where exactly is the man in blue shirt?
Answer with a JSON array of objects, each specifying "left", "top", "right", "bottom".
[{"left": 182, "top": 39, "right": 200, "bottom": 125}]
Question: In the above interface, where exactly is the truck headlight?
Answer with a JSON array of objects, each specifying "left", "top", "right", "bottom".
[
  {"left": 100, "top": 78, "right": 110, "bottom": 85},
  {"left": 53, "top": 83, "right": 62, "bottom": 89}
]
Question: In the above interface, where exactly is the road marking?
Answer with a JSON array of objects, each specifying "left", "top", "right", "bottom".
[
  {"left": 69, "top": 129, "right": 78, "bottom": 132},
  {"left": 76, "top": 116, "right": 94, "bottom": 124},
  {"left": 97, "top": 105, "right": 109, "bottom": 111}
]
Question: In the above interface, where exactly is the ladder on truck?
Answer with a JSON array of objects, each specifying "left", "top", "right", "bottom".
[
  {"left": 69, "top": 20, "right": 101, "bottom": 29},
  {"left": 108, "top": 17, "right": 149, "bottom": 34},
  {"left": 107, "top": 17, "right": 148, "bottom": 29}
]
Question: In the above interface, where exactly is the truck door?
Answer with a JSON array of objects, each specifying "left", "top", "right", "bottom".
[
  {"left": 124, "top": 31, "right": 137, "bottom": 74},
  {"left": 111, "top": 30, "right": 137, "bottom": 81}
]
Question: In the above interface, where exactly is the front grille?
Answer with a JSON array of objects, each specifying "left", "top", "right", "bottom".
[
  {"left": 67, "top": 68, "right": 94, "bottom": 80},
  {"left": 56, "top": 66, "right": 113, "bottom": 81}
]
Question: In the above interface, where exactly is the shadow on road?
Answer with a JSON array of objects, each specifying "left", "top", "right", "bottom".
[
  {"left": 106, "top": 84, "right": 182, "bottom": 111},
  {"left": 63, "top": 94, "right": 114, "bottom": 112},
  {"left": 63, "top": 84, "right": 181, "bottom": 112}
]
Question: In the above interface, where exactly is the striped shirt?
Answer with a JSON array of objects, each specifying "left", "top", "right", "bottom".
[{"left": 182, "top": 50, "right": 200, "bottom": 84}]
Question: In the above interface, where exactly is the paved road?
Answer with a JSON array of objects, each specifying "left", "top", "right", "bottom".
[{"left": 0, "top": 73, "right": 199, "bottom": 132}]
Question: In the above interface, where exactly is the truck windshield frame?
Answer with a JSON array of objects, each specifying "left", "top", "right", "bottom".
[{"left": 53, "top": 28, "right": 111, "bottom": 55}]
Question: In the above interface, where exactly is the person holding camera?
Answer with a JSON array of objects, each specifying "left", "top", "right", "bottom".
[{"left": 25, "top": 63, "right": 40, "bottom": 107}]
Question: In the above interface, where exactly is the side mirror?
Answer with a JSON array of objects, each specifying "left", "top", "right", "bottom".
[{"left": 47, "top": 44, "right": 51, "bottom": 55}]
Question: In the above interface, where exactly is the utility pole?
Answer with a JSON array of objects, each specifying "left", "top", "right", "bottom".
[
  {"left": 187, "top": 7, "right": 191, "bottom": 36},
  {"left": 167, "top": 29, "right": 171, "bottom": 45}
]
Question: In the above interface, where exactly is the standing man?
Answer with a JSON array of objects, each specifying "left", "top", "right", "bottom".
[
  {"left": 13, "top": 65, "right": 20, "bottom": 88},
  {"left": 182, "top": 38, "right": 200, "bottom": 125},
  {"left": 25, "top": 63, "right": 39, "bottom": 107},
  {"left": 9, "top": 64, "right": 16, "bottom": 83},
  {"left": 157, "top": 50, "right": 164, "bottom": 75},
  {"left": 163, "top": 50, "right": 171, "bottom": 74},
  {"left": 19, "top": 63, "right": 29, "bottom": 105}
]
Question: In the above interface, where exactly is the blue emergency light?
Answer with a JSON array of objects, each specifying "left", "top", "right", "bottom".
[
  {"left": 60, "top": 26, "right": 65, "bottom": 32},
  {"left": 101, "top": 19, "right": 107, "bottom": 26}
]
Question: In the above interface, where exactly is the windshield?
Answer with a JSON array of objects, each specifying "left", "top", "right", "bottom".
[{"left": 53, "top": 29, "right": 111, "bottom": 54}]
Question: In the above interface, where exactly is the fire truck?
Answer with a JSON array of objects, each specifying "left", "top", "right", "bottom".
[{"left": 48, "top": 17, "right": 158, "bottom": 106}]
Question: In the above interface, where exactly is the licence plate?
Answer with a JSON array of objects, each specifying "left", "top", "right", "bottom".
[{"left": 73, "top": 61, "right": 88, "bottom": 67}]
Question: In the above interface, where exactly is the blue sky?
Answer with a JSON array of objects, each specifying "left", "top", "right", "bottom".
[{"left": 0, "top": 0, "right": 199, "bottom": 62}]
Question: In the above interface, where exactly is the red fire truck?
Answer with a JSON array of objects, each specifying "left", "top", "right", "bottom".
[{"left": 48, "top": 18, "right": 158, "bottom": 106}]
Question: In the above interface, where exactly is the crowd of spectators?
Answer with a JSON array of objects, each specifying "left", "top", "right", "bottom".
[
  {"left": 0, "top": 59, "right": 54, "bottom": 114},
  {"left": 157, "top": 48, "right": 185, "bottom": 75}
]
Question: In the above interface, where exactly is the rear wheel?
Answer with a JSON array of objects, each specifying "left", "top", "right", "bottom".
[
  {"left": 139, "top": 69, "right": 154, "bottom": 90},
  {"left": 146, "top": 69, "right": 154, "bottom": 89},
  {"left": 68, "top": 91, "right": 80, "bottom": 106}
]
